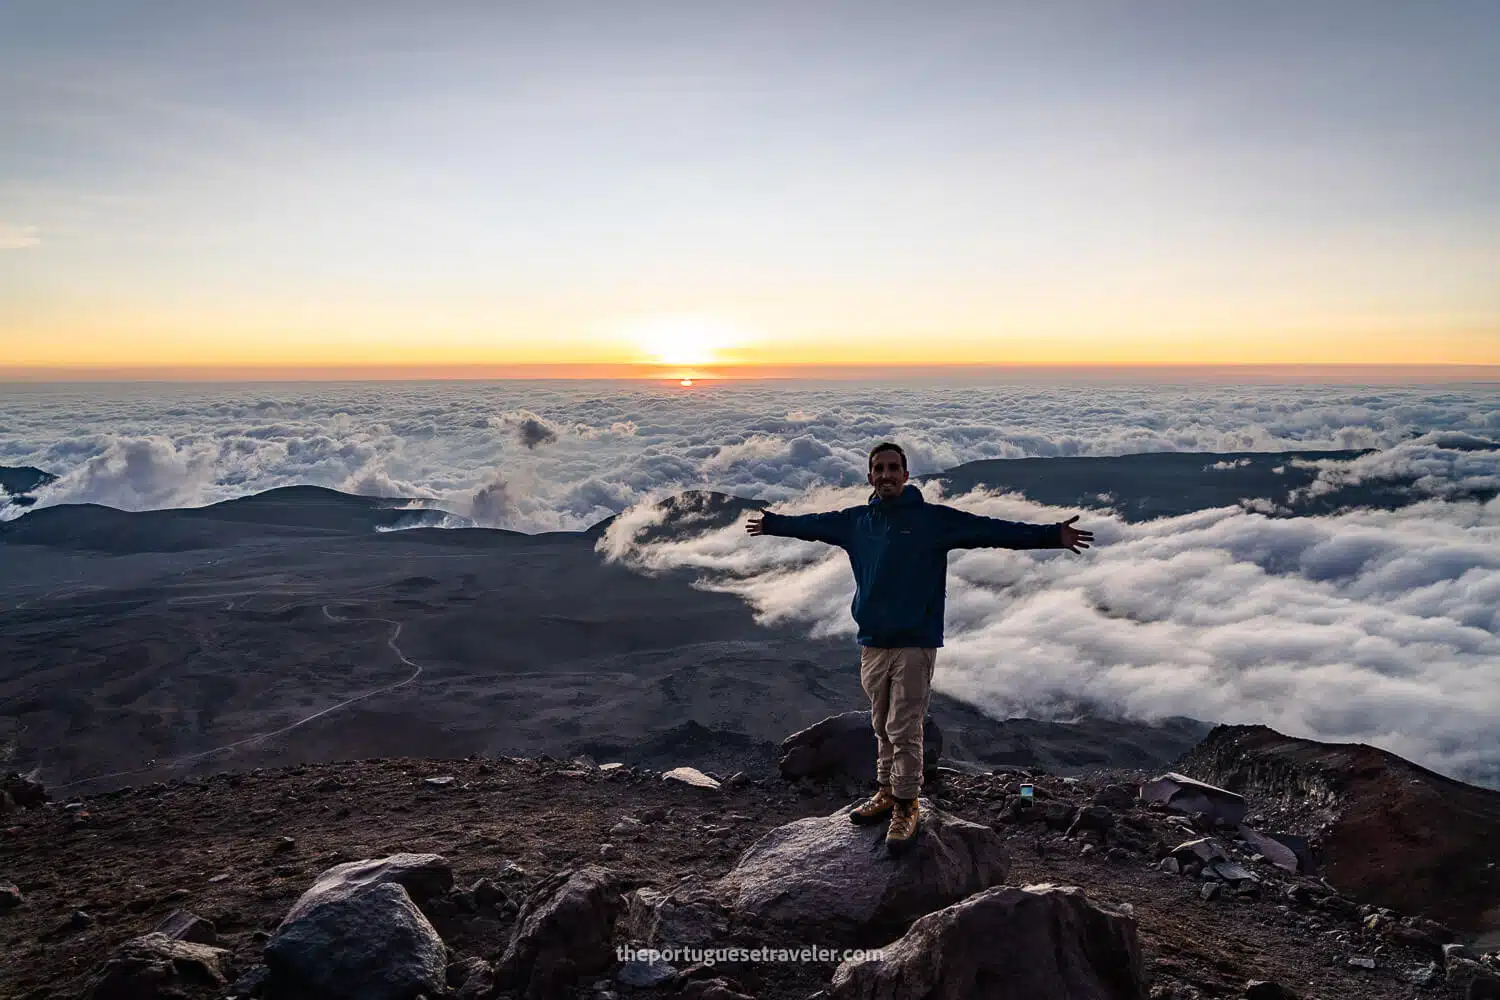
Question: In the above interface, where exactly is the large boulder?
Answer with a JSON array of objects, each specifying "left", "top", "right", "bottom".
[
  {"left": 829, "top": 883, "right": 1147, "bottom": 1000},
  {"left": 714, "top": 799, "right": 1007, "bottom": 945},
  {"left": 779, "top": 711, "right": 943, "bottom": 784},
  {"left": 264, "top": 854, "right": 452, "bottom": 1000},
  {"left": 82, "top": 932, "right": 233, "bottom": 999},
  {"left": 496, "top": 865, "right": 623, "bottom": 1000}
]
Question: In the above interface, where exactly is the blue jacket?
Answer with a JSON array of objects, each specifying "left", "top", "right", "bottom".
[{"left": 760, "top": 484, "right": 1062, "bottom": 648}]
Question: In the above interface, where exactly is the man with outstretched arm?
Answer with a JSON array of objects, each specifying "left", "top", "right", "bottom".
[{"left": 746, "top": 441, "right": 1093, "bottom": 855}]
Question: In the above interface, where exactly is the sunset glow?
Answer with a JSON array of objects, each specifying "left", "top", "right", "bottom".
[{"left": 1, "top": 4, "right": 1496, "bottom": 380}]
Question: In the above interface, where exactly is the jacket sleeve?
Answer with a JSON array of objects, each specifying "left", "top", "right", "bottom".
[
  {"left": 759, "top": 508, "right": 854, "bottom": 547},
  {"left": 935, "top": 504, "right": 1062, "bottom": 551}
]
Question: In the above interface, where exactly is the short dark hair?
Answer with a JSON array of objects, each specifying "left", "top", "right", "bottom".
[{"left": 868, "top": 442, "right": 907, "bottom": 472}]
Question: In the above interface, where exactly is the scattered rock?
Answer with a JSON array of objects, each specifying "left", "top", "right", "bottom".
[
  {"left": 470, "top": 877, "right": 508, "bottom": 909},
  {"left": 623, "top": 883, "right": 729, "bottom": 947},
  {"left": 663, "top": 767, "right": 721, "bottom": 790},
  {"left": 153, "top": 908, "right": 217, "bottom": 945},
  {"left": 681, "top": 976, "right": 756, "bottom": 1000},
  {"left": 1140, "top": 772, "right": 1246, "bottom": 827},
  {"left": 617, "top": 957, "right": 678, "bottom": 987},
  {"left": 452, "top": 956, "right": 496, "bottom": 1000},
  {"left": 423, "top": 775, "right": 456, "bottom": 789},
  {"left": 714, "top": 799, "right": 1008, "bottom": 945},
  {"left": 1346, "top": 955, "right": 1376, "bottom": 969},
  {"left": 1403, "top": 962, "right": 1441, "bottom": 987},
  {"left": 1158, "top": 858, "right": 1180, "bottom": 875},
  {"left": 1237, "top": 825, "right": 1307, "bottom": 875},
  {"left": 1447, "top": 956, "right": 1500, "bottom": 997},
  {"left": 0, "top": 881, "right": 22, "bottom": 910},
  {"left": 496, "top": 865, "right": 622, "bottom": 1000},
  {"left": 81, "top": 932, "right": 233, "bottom": 999},
  {"left": 829, "top": 882, "right": 1145, "bottom": 1000},
  {"left": 1200, "top": 884, "right": 1222, "bottom": 902},
  {"left": 1093, "top": 785, "right": 1137, "bottom": 811}
]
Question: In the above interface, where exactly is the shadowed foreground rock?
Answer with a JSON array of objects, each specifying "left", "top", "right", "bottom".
[
  {"left": 715, "top": 799, "right": 1007, "bottom": 945},
  {"left": 82, "top": 932, "right": 233, "bottom": 1000},
  {"left": 263, "top": 853, "right": 452, "bottom": 1000},
  {"left": 829, "top": 883, "right": 1146, "bottom": 1000},
  {"left": 778, "top": 711, "right": 943, "bottom": 784},
  {"left": 496, "top": 864, "right": 623, "bottom": 1000}
]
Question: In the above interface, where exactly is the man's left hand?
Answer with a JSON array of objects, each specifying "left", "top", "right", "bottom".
[{"left": 1058, "top": 515, "right": 1093, "bottom": 554}]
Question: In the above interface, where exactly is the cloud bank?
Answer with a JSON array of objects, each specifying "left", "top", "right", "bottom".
[
  {"left": 4, "top": 378, "right": 1499, "bottom": 784},
  {"left": 4, "top": 379, "right": 1496, "bottom": 529},
  {"left": 602, "top": 479, "right": 1500, "bottom": 788}
]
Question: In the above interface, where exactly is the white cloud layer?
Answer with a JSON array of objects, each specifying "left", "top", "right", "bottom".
[
  {"left": 603, "top": 481, "right": 1500, "bottom": 787},
  {"left": 3, "top": 379, "right": 1499, "bottom": 783}
]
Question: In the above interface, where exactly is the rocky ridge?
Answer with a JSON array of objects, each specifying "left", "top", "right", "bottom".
[{"left": 3, "top": 727, "right": 1498, "bottom": 1000}]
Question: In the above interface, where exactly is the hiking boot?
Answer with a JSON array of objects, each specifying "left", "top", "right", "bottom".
[
  {"left": 849, "top": 785, "right": 896, "bottom": 826},
  {"left": 886, "top": 797, "right": 920, "bottom": 855}
]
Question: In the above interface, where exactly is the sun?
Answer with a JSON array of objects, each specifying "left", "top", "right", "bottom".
[
  {"left": 680, "top": 378, "right": 694, "bottom": 387},
  {"left": 625, "top": 315, "right": 749, "bottom": 366}
]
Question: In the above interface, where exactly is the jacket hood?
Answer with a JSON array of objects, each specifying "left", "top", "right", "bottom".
[{"left": 869, "top": 483, "right": 925, "bottom": 507}]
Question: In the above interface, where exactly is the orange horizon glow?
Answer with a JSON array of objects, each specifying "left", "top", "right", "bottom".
[{"left": 4, "top": 361, "right": 1499, "bottom": 384}]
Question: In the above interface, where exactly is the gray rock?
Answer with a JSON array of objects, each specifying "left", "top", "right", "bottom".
[
  {"left": 1092, "top": 784, "right": 1137, "bottom": 811},
  {"left": 497, "top": 865, "right": 622, "bottom": 1000},
  {"left": 470, "top": 877, "right": 508, "bottom": 909},
  {"left": 265, "top": 854, "right": 452, "bottom": 1000},
  {"left": 663, "top": 767, "right": 721, "bottom": 790},
  {"left": 681, "top": 977, "right": 756, "bottom": 1000},
  {"left": 715, "top": 799, "right": 1008, "bottom": 944},
  {"left": 778, "top": 710, "right": 943, "bottom": 783},
  {"left": 423, "top": 775, "right": 456, "bottom": 789},
  {"left": 829, "top": 883, "right": 1145, "bottom": 1000},
  {"left": 1068, "top": 805, "right": 1115, "bottom": 837},
  {"left": 623, "top": 883, "right": 729, "bottom": 947},
  {"left": 1140, "top": 773, "right": 1246, "bottom": 828},
  {"left": 0, "top": 881, "right": 22, "bottom": 910},
  {"left": 1447, "top": 956, "right": 1500, "bottom": 997},
  {"left": 227, "top": 964, "right": 271, "bottom": 998},
  {"left": 1236, "top": 826, "right": 1302, "bottom": 874},
  {"left": 1170, "top": 838, "right": 1227, "bottom": 865},
  {"left": 265, "top": 881, "right": 446, "bottom": 1000},
  {"left": 1403, "top": 962, "right": 1441, "bottom": 987},
  {"left": 153, "top": 908, "right": 217, "bottom": 945},
  {"left": 1200, "top": 884, "right": 1222, "bottom": 902},
  {"left": 1158, "top": 858, "right": 1181, "bottom": 875},
  {"left": 450, "top": 955, "right": 496, "bottom": 998},
  {"left": 1446, "top": 942, "right": 1481, "bottom": 964},
  {"left": 1347, "top": 955, "right": 1376, "bottom": 969},
  {"left": 281, "top": 853, "right": 454, "bottom": 922},
  {"left": 616, "top": 958, "right": 678, "bottom": 987},
  {"left": 82, "top": 932, "right": 233, "bottom": 999}
]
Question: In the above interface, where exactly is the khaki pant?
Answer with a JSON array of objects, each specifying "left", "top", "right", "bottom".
[{"left": 859, "top": 646, "right": 936, "bottom": 801}]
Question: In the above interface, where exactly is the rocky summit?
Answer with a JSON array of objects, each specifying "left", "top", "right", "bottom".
[{"left": 1, "top": 725, "right": 1498, "bottom": 1000}]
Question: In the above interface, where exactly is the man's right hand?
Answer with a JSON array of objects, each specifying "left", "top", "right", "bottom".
[{"left": 746, "top": 511, "right": 767, "bottom": 535}]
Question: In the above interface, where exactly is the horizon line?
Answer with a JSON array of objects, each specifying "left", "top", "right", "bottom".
[{"left": 5, "top": 361, "right": 1500, "bottom": 385}]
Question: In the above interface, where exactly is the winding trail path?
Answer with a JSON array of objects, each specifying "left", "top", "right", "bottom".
[{"left": 49, "top": 603, "right": 423, "bottom": 792}]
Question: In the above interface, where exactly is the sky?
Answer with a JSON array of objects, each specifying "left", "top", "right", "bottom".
[{"left": 2, "top": 1, "right": 1499, "bottom": 375}]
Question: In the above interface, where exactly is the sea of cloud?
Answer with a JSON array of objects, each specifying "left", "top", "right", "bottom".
[{"left": 3, "top": 378, "right": 1499, "bottom": 783}]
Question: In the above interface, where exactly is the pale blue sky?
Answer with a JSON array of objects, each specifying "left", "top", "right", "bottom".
[{"left": 2, "top": 1, "right": 1498, "bottom": 369}]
